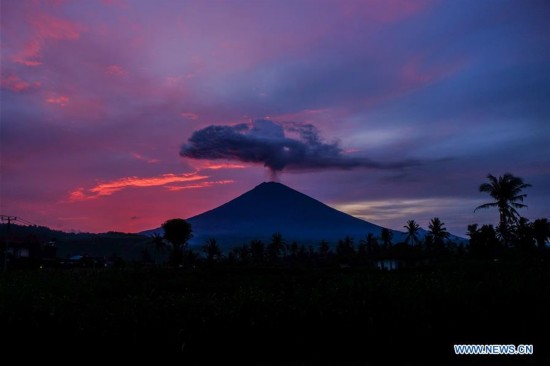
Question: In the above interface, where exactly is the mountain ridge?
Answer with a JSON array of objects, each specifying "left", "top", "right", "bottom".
[{"left": 143, "top": 181, "right": 410, "bottom": 247}]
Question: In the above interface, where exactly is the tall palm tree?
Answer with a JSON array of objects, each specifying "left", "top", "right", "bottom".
[
  {"left": 404, "top": 219, "right": 420, "bottom": 246},
  {"left": 475, "top": 173, "right": 531, "bottom": 244},
  {"left": 428, "top": 217, "right": 449, "bottom": 247}
]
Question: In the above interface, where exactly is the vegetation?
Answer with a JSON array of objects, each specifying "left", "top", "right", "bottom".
[
  {"left": 403, "top": 219, "right": 420, "bottom": 246},
  {"left": 0, "top": 172, "right": 548, "bottom": 363},
  {"left": 162, "top": 218, "right": 193, "bottom": 266},
  {"left": 475, "top": 173, "right": 531, "bottom": 244},
  {"left": 1, "top": 260, "right": 548, "bottom": 364}
]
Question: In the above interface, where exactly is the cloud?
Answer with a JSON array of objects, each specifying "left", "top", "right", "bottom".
[
  {"left": 180, "top": 119, "right": 418, "bottom": 177},
  {"left": 165, "top": 179, "right": 235, "bottom": 191},
  {"left": 181, "top": 112, "right": 199, "bottom": 120},
  {"left": 11, "top": 40, "right": 43, "bottom": 67},
  {"left": 31, "top": 14, "right": 81, "bottom": 41},
  {"left": 68, "top": 172, "right": 208, "bottom": 201},
  {"left": 9, "top": 12, "right": 81, "bottom": 67},
  {"left": 131, "top": 152, "right": 160, "bottom": 164},
  {"left": 333, "top": 197, "right": 482, "bottom": 235},
  {"left": 106, "top": 64, "right": 127, "bottom": 76},
  {"left": 46, "top": 95, "right": 69, "bottom": 107},
  {"left": 1, "top": 74, "right": 39, "bottom": 92}
]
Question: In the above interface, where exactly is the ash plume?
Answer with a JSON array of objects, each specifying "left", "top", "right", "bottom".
[{"left": 180, "top": 119, "right": 417, "bottom": 179}]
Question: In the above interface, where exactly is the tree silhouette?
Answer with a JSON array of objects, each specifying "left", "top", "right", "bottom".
[
  {"left": 380, "top": 228, "right": 393, "bottom": 249},
  {"left": 267, "top": 232, "right": 285, "bottom": 261},
  {"left": 513, "top": 217, "right": 535, "bottom": 251},
  {"left": 532, "top": 218, "right": 550, "bottom": 250},
  {"left": 289, "top": 241, "right": 299, "bottom": 259},
  {"left": 356, "top": 241, "right": 367, "bottom": 260},
  {"left": 466, "top": 224, "right": 478, "bottom": 241},
  {"left": 336, "top": 236, "right": 355, "bottom": 260},
  {"left": 151, "top": 233, "right": 166, "bottom": 265},
  {"left": 318, "top": 240, "right": 331, "bottom": 258},
  {"left": 234, "top": 244, "right": 251, "bottom": 263},
  {"left": 467, "top": 224, "right": 500, "bottom": 258},
  {"left": 475, "top": 173, "right": 531, "bottom": 245},
  {"left": 428, "top": 217, "right": 449, "bottom": 250},
  {"left": 162, "top": 218, "right": 193, "bottom": 267},
  {"left": 403, "top": 220, "right": 420, "bottom": 246},
  {"left": 202, "top": 238, "right": 222, "bottom": 264},
  {"left": 423, "top": 234, "right": 434, "bottom": 252},
  {"left": 250, "top": 240, "right": 265, "bottom": 263},
  {"left": 360, "top": 233, "right": 380, "bottom": 256}
]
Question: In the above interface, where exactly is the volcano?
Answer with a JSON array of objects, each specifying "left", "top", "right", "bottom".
[{"left": 143, "top": 182, "right": 406, "bottom": 247}]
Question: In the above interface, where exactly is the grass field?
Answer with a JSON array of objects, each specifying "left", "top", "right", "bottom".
[{"left": 1, "top": 259, "right": 548, "bottom": 365}]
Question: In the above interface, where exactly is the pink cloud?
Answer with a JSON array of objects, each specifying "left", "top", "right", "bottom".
[
  {"left": 68, "top": 172, "right": 209, "bottom": 201},
  {"left": 9, "top": 11, "right": 82, "bottom": 67},
  {"left": 46, "top": 94, "right": 69, "bottom": 107},
  {"left": 181, "top": 112, "right": 199, "bottom": 120},
  {"left": 106, "top": 64, "right": 127, "bottom": 76},
  {"left": 132, "top": 152, "right": 160, "bottom": 164},
  {"left": 1, "top": 74, "right": 40, "bottom": 92},
  {"left": 399, "top": 53, "right": 470, "bottom": 91},
  {"left": 31, "top": 13, "right": 81, "bottom": 40},
  {"left": 12, "top": 40, "right": 42, "bottom": 66},
  {"left": 165, "top": 179, "right": 235, "bottom": 191}
]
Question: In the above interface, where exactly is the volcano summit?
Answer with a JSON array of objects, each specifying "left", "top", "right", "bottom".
[{"left": 144, "top": 182, "right": 406, "bottom": 247}]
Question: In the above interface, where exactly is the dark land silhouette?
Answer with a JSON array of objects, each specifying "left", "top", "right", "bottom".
[
  {"left": 1, "top": 173, "right": 549, "bottom": 364},
  {"left": 142, "top": 181, "right": 465, "bottom": 248}
]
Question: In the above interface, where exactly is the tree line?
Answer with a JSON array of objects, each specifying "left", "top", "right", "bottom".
[{"left": 149, "top": 173, "right": 550, "bottom": 267}]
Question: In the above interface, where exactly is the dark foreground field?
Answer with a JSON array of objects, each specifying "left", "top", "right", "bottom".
[{"left": 1, "top": 259, "right": 548, "bottom": 365}]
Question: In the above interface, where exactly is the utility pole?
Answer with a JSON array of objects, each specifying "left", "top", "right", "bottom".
[{"left": 1, "top": 215, "right": 17, "bottom": 272}]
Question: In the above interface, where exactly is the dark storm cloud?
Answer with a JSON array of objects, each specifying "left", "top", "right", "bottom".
[{"left": 180, "top": 120, "right": 418, "bottom": 174}]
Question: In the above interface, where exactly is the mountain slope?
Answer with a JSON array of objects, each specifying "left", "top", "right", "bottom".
[{"left": 143, "top": 182, "right": 406, "bottom": 247}]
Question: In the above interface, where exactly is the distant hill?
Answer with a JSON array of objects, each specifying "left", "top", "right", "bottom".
[
  {"left": 143, "top": 182, "right": 415, "bottom": 247},
  {"left": 0, "top": 224, "right": 150, "bottom": 260}
]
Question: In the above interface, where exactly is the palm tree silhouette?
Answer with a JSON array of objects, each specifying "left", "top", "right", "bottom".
[
  {"left": 428, "top": 217, "right": 449, "bottom": 248},
  {"left": 403, "top": 220, "right": 420, "bottom": 246},
  {"left": 475, "top": 173, "right": 531, "bottom": 245}
]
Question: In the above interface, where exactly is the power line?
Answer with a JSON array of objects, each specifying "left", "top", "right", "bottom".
[
  {"left": 0, "top": 215, "right": 38, "bottom": 226},
  {"left": 15, "top": 217, "right": 38, "bottom": 226},
  {"left": 1, "top": 215, "right": 17, "bottom": 272}
]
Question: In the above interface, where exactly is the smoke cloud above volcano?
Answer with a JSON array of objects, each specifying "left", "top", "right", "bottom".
[{"left": 180, "top": 120, "right": 417, "bottom": 177}]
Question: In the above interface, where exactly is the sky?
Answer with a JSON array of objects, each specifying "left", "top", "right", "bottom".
[{"left": 1, "top": 0, "right": 549, "bottom": 236}]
